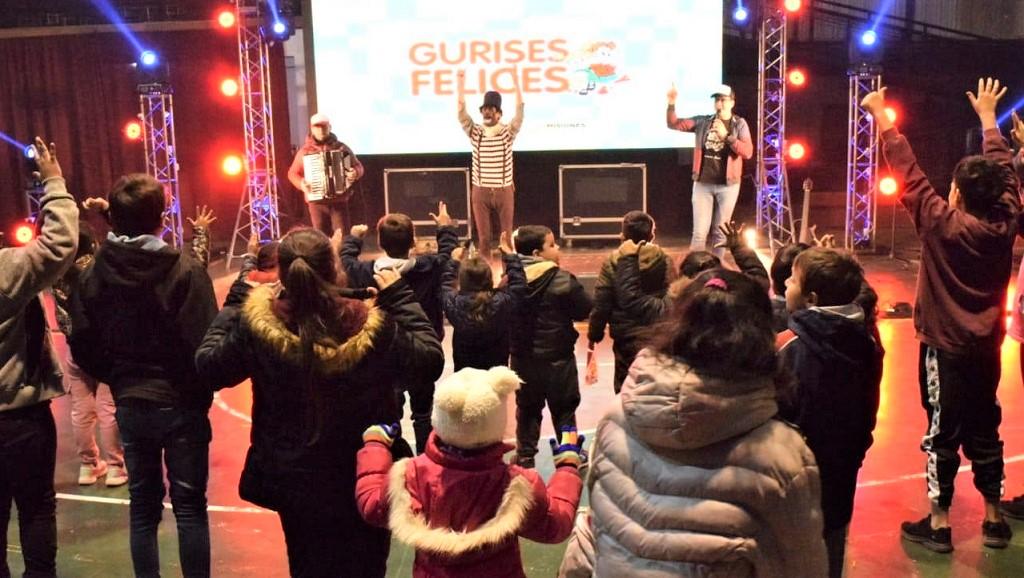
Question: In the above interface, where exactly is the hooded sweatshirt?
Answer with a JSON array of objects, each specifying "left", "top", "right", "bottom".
[
  {"left": 777, "top": 304, "right": 883, "bottom": 531},
  {"left": 69, "top": 237, "right": 217, "bottom": 408},
  {"left": 564, "top": 348, "right": 827, "bottom": 578}
]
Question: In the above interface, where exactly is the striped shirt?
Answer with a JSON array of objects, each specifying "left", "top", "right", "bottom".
[{"left": 459, "top": 102, "right": 524, "bottom": 187}]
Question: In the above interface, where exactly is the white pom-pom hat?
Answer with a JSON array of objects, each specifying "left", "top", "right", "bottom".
[{"left": 431, "top": 366, "right": 522, "bottom": 449}]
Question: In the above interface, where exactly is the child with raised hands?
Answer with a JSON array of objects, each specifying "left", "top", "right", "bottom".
[{"left": 355, "top": 366, "right": 584, "bottom": 578}]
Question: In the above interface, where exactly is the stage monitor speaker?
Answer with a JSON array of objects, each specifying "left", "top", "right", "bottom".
[
  {"left": 384, "top": 168, "right": 472, "bottom": 241},
  {"left": 559, "top": 163, "right": 647, "bottom": 242}
]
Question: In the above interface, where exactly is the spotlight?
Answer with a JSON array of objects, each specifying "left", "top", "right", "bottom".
[
  {"left": 787, "top": 142, "right": 807, "bottom": 160},
  {"left": 743, "top": 228, "right": 758, "bottom": 249},
  {"left": 139, "top": 50, "right": 159, "bottom": 67},
  {"left": 24, "top": 145, "right": 37, "bottom": 159},
  {"left": 787, "top": 69, "right": 806, "bottom": 86},
  {"left": 783, "top": 0, "right": 802, "bottom": 13},
  {"left": 14, "top": 223, "right": 35, "bottom": 245},
  {"left": 884, "top": 106, "right": 897, "bottom": 123},
  {"left": 217, "top": 9, "right": 236, "bottom": 29},
  {"left": 733, "top": 5, "right": 749, "bottom": 23},
  {"left": 222, "top": 154, "right": 244, "bottom": 176},
  {"left": 879, "top": 176, "right": 898, "bottom": 196},
  {"left": 124, "top": 121, "right": 143, "bottom": 140},
  {"left": 860, "top": 29, "right": 878, "bottom": 47},
  {"left": 220, "top": 78, "right": 239, "bottom": 97},
  {"left": 272, "top": 21, "right": 287, "bottom": 36}
]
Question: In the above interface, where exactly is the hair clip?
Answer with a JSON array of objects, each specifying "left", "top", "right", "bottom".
[{"left": 704, "top": 277, "right": 728, "bottom": 291}]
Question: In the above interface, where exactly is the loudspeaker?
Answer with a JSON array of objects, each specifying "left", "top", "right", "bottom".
[
  {"left": 384, "top": 168, "right": 472, "bottom": 240},
  {"left": 559, "top": 164, "right": 647, "bottom": 241}
]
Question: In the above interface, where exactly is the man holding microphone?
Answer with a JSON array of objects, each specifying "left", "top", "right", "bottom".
[{"left": 667, "top": 83, "right": 753, "bottom": 255}]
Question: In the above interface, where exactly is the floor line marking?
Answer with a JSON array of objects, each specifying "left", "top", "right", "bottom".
[{"left": 55, "top": 492, "right": 272, "bottom": 514}]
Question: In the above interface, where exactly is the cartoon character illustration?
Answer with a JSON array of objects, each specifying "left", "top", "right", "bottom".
[{"left": 568, "top": 41, "right": 630, "bottom": 95}]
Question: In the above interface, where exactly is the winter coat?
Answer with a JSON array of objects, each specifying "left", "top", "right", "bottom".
[
  {"left": 564, "top": 348, "right": 827, "bottom": 578},
  {"left": 286, "top": 132, "right": 364, "bottom": 196},
  {"left": 777, "top": 305, "right": 883, "bottom": 531},
  {"left": 196, "top": 280, "right": 443, "bottom": 480},
  {"left": 356, "top": 433, "right": 581, "bottom": 578},
  {"left": 0, "top": 177, "right": 77, "bottom": 411},
  {"left": 509, "top": 259, "right": 593, "bottom": 360},
  {"left": 69, "top": 238, "right": 217, "bottom": 409},
  {"left": 666, "top": 110, "right": 753, "bottom": 185},
  {"left": 587, "top": 243, "right": 673, "bottom": 347},
  {"left": 341, "top": 225, "right": 459, "bottom": 341},
  {"left": 442, "top": 253, "right": 526, "bottom": 370}
]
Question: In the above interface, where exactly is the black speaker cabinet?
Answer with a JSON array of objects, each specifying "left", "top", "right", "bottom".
[
  {"left": 383, "top": 168, "right": 472, "bottom": 240},
  {"left": 558, "top": 163, "right": 647, "bottom": 242}
]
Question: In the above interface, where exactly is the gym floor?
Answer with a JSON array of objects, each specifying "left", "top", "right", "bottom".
[{"left": 10, "top": 245, "right": 1024, "bottom": 577}]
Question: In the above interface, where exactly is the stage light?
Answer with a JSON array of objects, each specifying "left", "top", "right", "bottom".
[
  {"left": 783, "top": 0, "right": 802, "bottom": 13},
  {"left": 124, "top": 121, "right": 142, "bottom": 140},
  {"left": 220, "top": 78, "right": 239, "bottom": 97},
  {"left": 743, "top": 228, "right": 758, "bottom": 249},
  {"left": 733, "top": 3, "right": 749, "bottom": 22},
  {"left": 788, "top": 69, "right": 806, "bottom": 86},
  {"left": 860, "top": 29, "right": 878, "bottom": 47},
  {"left": 884, "top": 106, "right": 897, "bottom": 123},
  {"left": 217, "top": 9, "right": 236, "bottom": 29},
  {"left": 879, "top": 176, "right": 898, "bottom": 196},
  {"left": 24, "top": 145, "right": 37, "bottom": 159},
  {"left": 139, "top": 50, "right": 159, "bottom": 67},
  {"left": 14, "top": 223, "right": 34, "bottom": 245},
  {"left": 787, "top": 142, "right": 807, "bottom": 160},
  {"left": 222, "top": 154, "right": 244, "bottom": 176},
  {"left": 272, "top": 21, "right": 287, "bottom": 35}
]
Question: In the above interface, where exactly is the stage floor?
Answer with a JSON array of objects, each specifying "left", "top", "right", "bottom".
[{"left": 11, "top": 246, "right": 1024, "bottom": 577}]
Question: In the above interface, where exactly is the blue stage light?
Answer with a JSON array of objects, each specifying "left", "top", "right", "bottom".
[
  {"left": 272, "top": 21, "right": 287, "bottom": 35},
  {"left": 139, "top": 50, "right": 159, "bottom": 67},
  {"left": 860, "top": 29, "right": 878, "bottom": 47},
  {"left": 733, "top": 6, "right": 749, "bottom": 22},
  {"left": 24, "top": 145, "right": 37, "bottom": 159}
]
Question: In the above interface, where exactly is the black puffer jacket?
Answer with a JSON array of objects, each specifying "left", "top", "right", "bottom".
[
  {"left": 509, "top": 259, "right": 593, "bottom": 360},
  {"left": 587, "top": 243, "right": 673, "bottom": 346}
]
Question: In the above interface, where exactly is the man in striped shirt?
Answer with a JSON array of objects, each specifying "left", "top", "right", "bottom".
[{"left": 458, "top": 70, "right": 524, "bottom": 260}]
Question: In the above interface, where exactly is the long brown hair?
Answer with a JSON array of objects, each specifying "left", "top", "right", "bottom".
[
  {"left": 458, "top": 256, "right": 495, "bottom": 323},
  {"left": 276, "top": 227, "right": 348, "bottom": 445}
]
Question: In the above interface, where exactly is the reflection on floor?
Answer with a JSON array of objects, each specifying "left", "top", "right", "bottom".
[{"left": 12, "top": 249, "right": 1024, "bottom": 577}]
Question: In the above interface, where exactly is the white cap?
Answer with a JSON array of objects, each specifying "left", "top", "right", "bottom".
[
  {"left": 710, "top": 84, "right": 734, "bottom": 98},
  {"left": 431, "top": 367, "right": 521, "bottom": 449},
  {"left": 309, "top": 112, "right": 330, "bottom": 126}
]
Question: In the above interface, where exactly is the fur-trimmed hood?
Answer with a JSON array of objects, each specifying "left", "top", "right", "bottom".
[{"left": 241, "top": 284, "right": 385, "bottom": 375}]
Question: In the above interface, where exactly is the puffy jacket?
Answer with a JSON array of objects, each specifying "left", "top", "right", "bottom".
[
  {"left": 564, "top": 348, "right": 827, "bottom": 578},
  {"left": 356, "top": 433, "right": 581, "bottom": 578},
  {"left": 442, "top": 253, "right": 526, "bottom": 370},
  {"left": 509, "top": 259, "right": 593, "bottom": 360},
  {"left": 69, "top": 238, "right": 217, "bottom": 409},
  {"left": 587, "top": 243, "right": 673, "bottom": 346},
  {"left": 0, "top": 177, "right": 78, "bottom": 411},
  {"left": 777, "top": 305, "right": 882, "bottom": 531}
]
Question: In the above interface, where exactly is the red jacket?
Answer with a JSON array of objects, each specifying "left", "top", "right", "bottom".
[
  {"left": 286, "top": 133, "right": 364, "bottom": 192},
  {"left": 356, "top": 433, "right": 582, "bottom": 578},
  {"left": 666, "top": 107, "right": 753, "bottom": 186}
]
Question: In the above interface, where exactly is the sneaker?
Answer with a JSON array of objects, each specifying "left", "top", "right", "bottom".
[
  {"left": 78, "top": 460, "right": 108, "bottom": 486},
  {"left": 900, "top": 515, "right": 953, "bottom": 553},
  {"left": 105, "top": 465, "right": 129, "bottom": 487},
  {"left": 982, "top": 519, "right": 1013, "bottom": 549},
  {"left": 1000, "top": 494, "right": 1024, "bottom": 520}
]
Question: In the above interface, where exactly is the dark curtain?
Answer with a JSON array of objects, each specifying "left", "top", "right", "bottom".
[{"left": 0, "top": 27, "right": 291, "bottom": 248}]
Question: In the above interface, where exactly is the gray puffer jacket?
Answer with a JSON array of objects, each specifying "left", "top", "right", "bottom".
[{"left": 569, "top": 348, "right": 827, "bottom": 578}]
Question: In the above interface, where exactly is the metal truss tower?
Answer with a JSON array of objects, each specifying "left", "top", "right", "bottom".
[
  {"left": 755, "top": 6, "right": 795, "bottom": 252},
  {"left": 24, "top": 180, "right": 44, "bottom": 222},
  {"left": 139, "top": 83, "right": 184, "bottom": 248},
  {"left": 845, "top": 65, "right": 882, "bottom": 250},
  {"left": 227, "top": 0, "right": 281, "bottom": 268}
]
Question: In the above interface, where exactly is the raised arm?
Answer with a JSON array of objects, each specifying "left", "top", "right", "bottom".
[
  {"left": 508, "top": 68, "right": 525, "bottom": 140},
  {"left": 187, "top": 205, "right": 216, "bottom": 269},
  {"left": 457, "top": 70, "right": 475, "bottom": 137},
  {"left": 666, "top": 83, "right": 697, "bottom": 132}
]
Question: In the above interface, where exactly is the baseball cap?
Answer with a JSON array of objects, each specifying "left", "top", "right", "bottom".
[
  {"left": 710, "top": 84, "right": 735, "bottom": 98},
  {"left": 309, "top": 112, "right": 330, "bottom": 126}
]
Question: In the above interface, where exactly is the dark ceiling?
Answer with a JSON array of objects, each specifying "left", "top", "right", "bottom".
[{"left": 0, "top": 1, "right": 300, "bottom": 29}]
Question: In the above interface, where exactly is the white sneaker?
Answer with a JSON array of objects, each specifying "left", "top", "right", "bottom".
[
  {"left": 106, "top": 464, "right": 129, "bottom": 487},
  {"left": 78, "top": 460, "right": 108, "bottom": 485}
]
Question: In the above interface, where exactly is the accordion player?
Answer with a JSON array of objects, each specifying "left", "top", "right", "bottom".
[{"left": 302, "top": 149, "right": 357, "bottom": 203}]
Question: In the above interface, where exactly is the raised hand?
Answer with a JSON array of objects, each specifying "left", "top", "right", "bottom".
[
  {"left": 33, "top": 137, "right": 61, "bottom": 181},
  {"left": 373, "top": 267, "right": 401, "bottom": 290},
  {"left": 498, "top": 230, "right": 514, "bottom": 255},
  {"left": 714, "top": 221, "right": 744, "bottom": 250},
  {"left": 350, "top": 224, "right": 369, "bottom": 239},
  {"left": 618, "top": 238, "right": 643, "bottom": 256},
  {"left": 549, "top": 427, "right": 588, "bottom": 470},
  {"left": 82, "top": 197, "right": 110, "bottom": 213},
  {"left": 247, "top": 234, "right": 261, "bottom": 256},
  {"left": 429, "top": 201, "right": 454, "bottom": 227},
  {"left": 859, "top": 86, "right": 887, "bottom": 116},
  {"left": 330, "top": 228, "right": 344, "bottom": 256},
  {"left": 966, "top": 77, "right": 1007, "bottom": 125},
  {"left": 667, "top": 83, "right": 678, "bottom": 104},
  {"left": 187, "top": 205, "right": 216, "bottom": 229},
  {"left": 362, "top": 423, "right": 400, "bottom": 447},
  {"left": 451, "top": 246, "right": 466, "bottom": 262},
  {"left": 457, "top": 69, "right": 466, "bottom": 103}
]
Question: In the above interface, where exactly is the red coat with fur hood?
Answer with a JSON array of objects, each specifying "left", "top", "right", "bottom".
[{"left": 356, "top": 433, "right": 582, "bottom": 578}]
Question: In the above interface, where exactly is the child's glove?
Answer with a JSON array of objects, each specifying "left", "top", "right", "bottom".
[
  {"left": 363, "top": 423, "right": 400, "bottom": 448},
  {"left": 549, "top": 426, "right": 587, "bottom": 469}
]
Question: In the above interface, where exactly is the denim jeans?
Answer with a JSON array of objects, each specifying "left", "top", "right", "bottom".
[
  {"left": 115, "top": 403, "right": 212, "bottom": 578},
  {"left": 690, "top": 181, "right": 741, "bottom": 256},
  {"left": 0, "top": 402, "right": 57, "bottom": 578}
]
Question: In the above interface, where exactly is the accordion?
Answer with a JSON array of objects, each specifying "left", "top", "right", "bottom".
[{"left": 303, "top": 150, "right": 354, "bottom": 203}]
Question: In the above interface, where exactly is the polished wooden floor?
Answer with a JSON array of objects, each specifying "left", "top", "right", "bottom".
[{"left": 11, "top": 247, "right": 1024, "bottom": 577}]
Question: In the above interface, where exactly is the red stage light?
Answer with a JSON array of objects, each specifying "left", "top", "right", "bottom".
[
  {"left": 884, "top": 106, "right": 898, "bottom": 123},
  {"left": 217, "top": 10, "right": 236, "bottom": 29},
  {"left": 124, "top": 121, "right": 142, "bottom": 141},
  {"left": 220, "top": 78, "right": 239, "bottom": 97},
  {"left": 787, "top": 142, "right": 807, "bottom": 160},
  {"left": 879, "top": 176, "right": 898, "bottom": 196},
  {"left": 788, "top": 69, "right": 806, "bottom": 86},
  {"left": 14, "top": 223, "right": 34, "bottom": 245},
  {"left": 222, "top": 155, "right": 244, "bottom": 176},
  {"left": 784, "top": 0, "right": 802, "bottom": 13}
]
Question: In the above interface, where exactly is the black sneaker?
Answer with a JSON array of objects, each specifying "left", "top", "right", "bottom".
[
  {"left": 901, "top": 515, "right": 953, "bottom": 553},
  {"left": 982, "top": 519, "right": 1013, "bottom": 549},
  {"left": 1000, "top": 494, "right": 1024, "bottom": 520}
]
